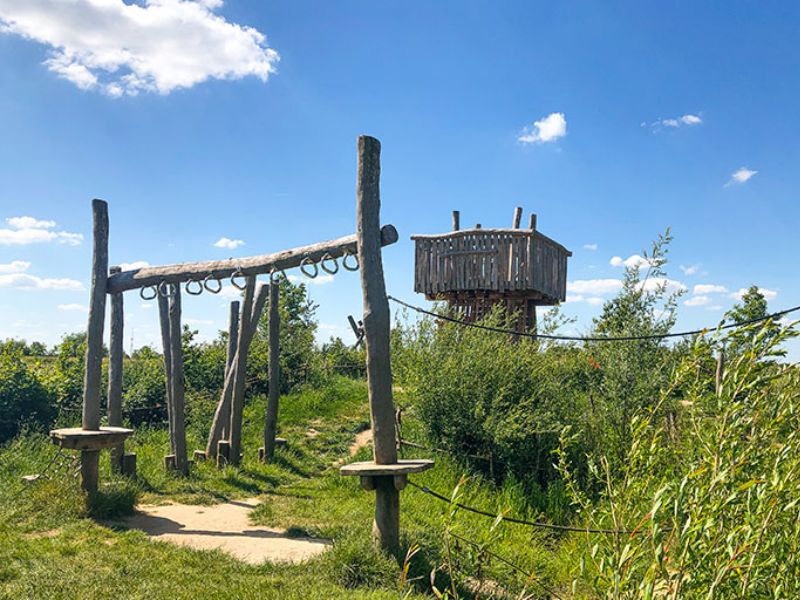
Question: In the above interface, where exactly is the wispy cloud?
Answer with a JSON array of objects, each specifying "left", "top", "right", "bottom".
[
  {"left": 609, "top": 254, "right": 656, "bottom": 270},
  {"left": 0, "top": 0, "right": 279, "bottom": 96},
  {"left": 693, "top": 284, "right": 727, "bottom": 295},
  {"left": 0, "top": 215, "right": 83, "bottom": 246},
  {"left": 518, "top": 112, "right": 567, "bottom": 144},
  {"left": 725, "top": 167, "right": 757, "bottom": 187},
  {"left": 583, "top": 243, "right": 598, "bottom": 251},
  {"left": 57, "top": 303, "right": 88, "bottom": 312},
  {"left": 0, "top": 273, "right": 83, "bottom": 290},
  {"left": 647, "top": 113, "right": 703, "bottom": 131},
  {"left": 685, "top": 295, "right": 711, "bottom": 307},
  {"left": 0, "top": 260, "right": 31, "bottom": 274},
  {"left": 119, "top": 260, "right": 149, "bottom": 271},
  {"left": 214, "top": 237, "right": 245, "bottom": 250},
  {"left": 679, "top": 264, "right": 701, "bottom": 276},
  {"left": 287, "top": 273, "right": 335, "bottom": 286},
  {"left": 567, "top": 279, "right": 623, "bottom": 296}
]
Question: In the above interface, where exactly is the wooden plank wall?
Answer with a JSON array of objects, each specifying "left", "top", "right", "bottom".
[{"left": 413, "top": 231, "right": 568, "bottom": 302}]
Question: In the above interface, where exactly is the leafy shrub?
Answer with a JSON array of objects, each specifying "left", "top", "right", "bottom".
[
  {"left": 0, "top": 351, "right": 55, "bottom": 442},
  {"left": 122, "top": 346, "right": 167, "bottom": 426}
]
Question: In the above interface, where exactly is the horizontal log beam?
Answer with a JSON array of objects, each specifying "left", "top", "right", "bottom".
[{"left": 107, "top": 225, "right": 399, "bottom": 294}]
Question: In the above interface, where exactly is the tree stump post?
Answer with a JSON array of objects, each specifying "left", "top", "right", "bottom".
[
  {"left": 168, "top": 285, "right": 189, "bottom": 475},
  {"left": 228, "top": 277, "right": 256, "bottom": 465},
  {"left": 356, "top": 135, "right": 402, "bottom": 556},
  {"left": 107, "top": 265, "right": 125, "bottom": 473},
  {"left": 80, "top": 199, "right": 109, "bottom": 494},
  {"left": 221, "top": 300, "right": 240, "bottom": 440},
  {"left": 158, "top": 292, "right": 176, "bottom": 459},
  {"left": 262, "top": 281, "right": 281, "bottom": 462}
]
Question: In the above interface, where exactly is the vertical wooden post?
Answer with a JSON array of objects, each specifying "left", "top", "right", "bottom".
[
  {"left": 452, "top": 210, "right": 460, "bottom": 231},
  {"left": 157, "top": 293, "right": 175, "bottom": 456},
  {"left": 168, "top": 285, "right": 188, "bottom": 475},
  {"left": 262, "top": 281, "right": 281, "bottom": 461},
  {"left": 221, "top": 300, "right": 240, "bottom": 441},
  {"left": 80, "top": 199, "right": 109, "bottom": 494},
  {"left": 228, "top": 277, "right": 256, "bottom": 465},
  {"left": 512, "top": 206, "right": 523, "bottom": 229},
  {"left": 356, "top": 135, "right": 400, "bottom": 555},
  {"left": 528, "top": 213, "right": 537, "bottom": 231},
  {"left": 107, "top": 265, "right": 124, "bottom": 472}
]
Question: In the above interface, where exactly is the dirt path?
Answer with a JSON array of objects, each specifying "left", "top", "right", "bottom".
[
  {"left": 115, "top": 498, "right": 329, "bottom": 565},
  {"left": 349, "top": 428, "right": 373, "bottom": 456}
]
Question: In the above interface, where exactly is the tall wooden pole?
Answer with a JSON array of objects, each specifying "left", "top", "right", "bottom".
[
  {"left": 80, "top": 199, "right": 109, "bottom": 493},
  {"left": 452, "top": 210, "right": 460, "bottom": 231},
  {"left": 221, "top": 300, "right": 240, "bottom": 441},
  {"left": 356, "top": 135, "right": 400, "bottom": 555},
  {"left": 168, "top": 285, "right": 189, "bottom": 475},
  {"left": 158, "top": 293, "right": 175, "bottom": 455},
  {"left": 107, "top": 265, "right": 124, "bottom": 472},
  {"left": 263, "top": 281, "right": 281, "bottom": 461},
  {"left": 228, "top": 277, "right": 256, "bottom": 465}
]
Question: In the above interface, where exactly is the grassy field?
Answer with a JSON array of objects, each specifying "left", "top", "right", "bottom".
[{"left": 0, "top": 376, "right": 579, "bottom": 599}]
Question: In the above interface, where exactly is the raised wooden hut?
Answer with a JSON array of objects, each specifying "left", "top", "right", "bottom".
[{"left": 411, "top": 208, "right": 571, "bottom": 331}]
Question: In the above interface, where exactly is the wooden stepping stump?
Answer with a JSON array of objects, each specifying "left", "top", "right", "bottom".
[
  {"left": 49, "top": 426, "right": 134, "bottom": 493},
  {"left": 340, "top": 459, "right": 434, "bottom": 492}
]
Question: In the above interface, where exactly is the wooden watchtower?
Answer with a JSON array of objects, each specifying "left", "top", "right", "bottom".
[{"left": 411, "top": 207, "right": 571, "bottom": 331}]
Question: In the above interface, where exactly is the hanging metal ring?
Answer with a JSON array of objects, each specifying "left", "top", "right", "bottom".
[
  {"left": 300, "top": 257, "right": 318, "bottom": 279},
  {"left": 269, "top": 267, "right": 286, "bottom": 284},
  {"left": 158, "top": 281, "right": 176, "bottom": 298},
  {"left": 320, "top": 253, "right": 339, "bottom": 275},
  {"left": 140, "top": 285, "right": 157, "bottom": 301},
  {"left": 230, "top": 268, "right": 248, "bottom": 290},
  {"left": 203, "top": 274, "right": 222, "bottom": 294},
  {"left": 342, "top": 250, "right": 359, "bottom": 271},
  {"left": 185, "top": 278, "right": 203, "bottom": 295}
]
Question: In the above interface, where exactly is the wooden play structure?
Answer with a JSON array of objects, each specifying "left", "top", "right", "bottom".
[
  {"left": 412, "top": 208, "right": 571, "bottom": 331},
  {"left": 49, "top": 135, "right": 431, "bottom": 556}
]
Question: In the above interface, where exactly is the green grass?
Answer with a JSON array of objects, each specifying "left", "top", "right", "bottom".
[{"left": 0, "top": 376, "right": 577, "bottom": 599}]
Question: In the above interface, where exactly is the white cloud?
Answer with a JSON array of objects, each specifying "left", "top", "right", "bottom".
[
  {"left": 726, "top": 167, "right": 757, "bottom": 187},
  {"left": 287, "top": 273, "right": 335, "bottom": 286},
  {"left": 567, "top": 279, "right": 623, "bottom": 296},
  {"left": 214, "top": 237, "right": 245, "bottom": 249},
  {"left": 0, "top": 260, "right": 31, "bottom": 274},
  {"left": 693, "top": 284, "right": 727, "bottom": 295},
  {"left": 6, "top": 216, "right": 55, "bottom": 229},
  {"left": 638, "top": 277, "right": 687, "bottom": 295},
  {"left": 585, "top": 296, "right": 605, "bottom": 306},
  {"left": 652, "top": 114, "right": 703, "bottom": 130},
  {"left": 185, "top": 318, "right": 214, "bottom": 325},
  {"left": 119, "top": 260, "right": 150, "bottom": 271},
  {"left": 583, "top": 243, "right": 598, "bottom": 251},
  {"left": 729, "top": 287, "right": 777, "bottom": 301},
  {"left": 0, "top": 0, "right": 279, "bottom": 96},
  {"left": 609, "top": 254, "right": 655, "bottom": 269},
  {"left": 57, "top": 303, "right": 88, "bottom": 312},
  {"left": 685, "top": 295, "right": 711, "bottom": 307},
  {"left": 518, "top": 112, "right": 567, "bottom": 144},
  {"left": 679, "top": 264, "right": 700, "bottom": 276},
  {"left": 0, "top": 215, "right": 83, "bottom": 246},
  {"left": 0, "top": 273, "right": 83, "bottom": 290}
]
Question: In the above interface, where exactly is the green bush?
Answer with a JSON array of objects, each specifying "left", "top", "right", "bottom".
[{"left": 0, "top": 351, "right": 55, "bottom": 442}]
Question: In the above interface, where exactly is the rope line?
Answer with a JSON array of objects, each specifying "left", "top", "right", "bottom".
[
  {"left": 408, "top": 480, "right": 668, "bottom": 535},
  {"left": 388, "top": 295, "right": 800, "bottom": 342},
  {"left": 447, "top": 531, "right": 563, "bottom": 600}
]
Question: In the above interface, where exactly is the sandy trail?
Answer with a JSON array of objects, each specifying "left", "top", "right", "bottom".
[{"left": 116, "top": 498, "right": 329, "bottom": 565}]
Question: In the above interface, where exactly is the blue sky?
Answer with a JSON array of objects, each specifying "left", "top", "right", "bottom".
[{"left": 0, "top": 1, "right": 798, "bottom": 354}]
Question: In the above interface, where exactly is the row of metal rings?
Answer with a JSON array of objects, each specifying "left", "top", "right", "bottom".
[
  {"left": 139, "top": 250, "right": 359, "bottom": 299},
  {"left": 299, "top": 250, "right": 359, "bottom": 279}
]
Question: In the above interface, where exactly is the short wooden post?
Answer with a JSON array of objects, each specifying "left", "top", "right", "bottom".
[
  {"left": 528, "top": 213, "right": 537, "bottom": 231},
  {"left": 357, "top": 135, "right": 401, "bottom": 555},
  {"left": 80, "top": 199, "right": 109, "bottom": 494},
  {"left": 452, "top": 210, "right": 460, "bottom": 231},
  {"left": 262, "top": 281, "right": 281, "bottom": 462},
  {"left": 217, "top": 440, "right": 231, "bottom": 467},
  {"left": 228, "top": 277, "right": 256, "bottom": 465},
  {"left": 157, "top": 292, "right": 176, "bottom": 457},
  {"left": 107, "top": 265, "right": 125, "bottom": 473},
  {"left": 168, "top": 285, "right": 188, "bottom": 475},
  {"left": 512, "top": 206, "right": 523, "bottom": 229}
]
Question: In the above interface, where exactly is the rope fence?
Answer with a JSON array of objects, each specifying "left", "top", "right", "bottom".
[
  {"left": 388, "top": 295, "right": 800, "bottom": 343},
  {"left": 407, "top": 480, "right": 670, "bottom": 536}
]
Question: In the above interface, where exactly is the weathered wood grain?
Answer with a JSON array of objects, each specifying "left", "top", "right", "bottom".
[
  {"left": 168, "top": 285, "right": 189, "bottom": 475},
  {"left": 262, "top": 281, "right": 281, "bottom": 462},
  {"left": 107, "top": 265, "right": 124, "bottom": 472},
  {"left": 107, "top": 226, "right": 399, "bottom": 293}
]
